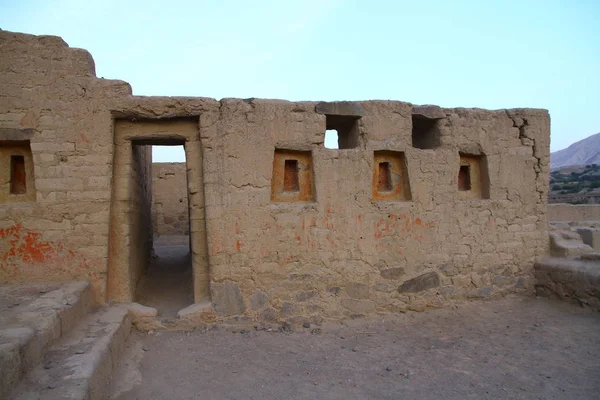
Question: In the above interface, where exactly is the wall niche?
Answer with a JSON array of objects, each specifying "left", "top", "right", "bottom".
[
  {"left": 0, "top": 141, "right": 35, "bottom": 204},
  {"left": 372, "top": 151, "right": 411, "bottom": 201},
  {"left": 458, "top": 153, "right": 490, "bottom": 199},
  {"left": 271, "top": 149, "right": 314, "bottom": 202}
]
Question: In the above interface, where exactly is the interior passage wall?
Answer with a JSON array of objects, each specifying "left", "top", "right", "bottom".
[
  {"left": 152, "top": 162, "right": 189, "bottom": 236},
  {"left": 548, "top": 204, "right": 600, "bottom": 222},
  {"left": 130, "top": 144, "right": 153, "bottom": 291}
]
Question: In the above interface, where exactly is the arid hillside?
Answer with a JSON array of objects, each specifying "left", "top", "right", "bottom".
[{"left": 551, "top": 132, "right": 600, "bottom": 169}]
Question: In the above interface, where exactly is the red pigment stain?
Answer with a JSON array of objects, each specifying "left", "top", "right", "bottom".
[
  {"left": 374, "top": 214, "right": 434, "bottom": 240},
  {"left": 236, "top": 241, "right": 243, "bottom": 251},
  {"left": 0, "top": 224, "right": 100, "bottom": 285},
  {"left": 77, "top": 134, "right": 90, "bottom": 144}
]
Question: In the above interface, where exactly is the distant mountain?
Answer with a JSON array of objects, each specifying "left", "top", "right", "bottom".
[{"left": 551, "top": 132, "right": 600, "bottom": 169}]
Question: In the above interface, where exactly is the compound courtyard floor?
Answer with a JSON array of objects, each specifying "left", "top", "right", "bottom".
[{"left": 111, "top": 296, "right": 600, "bottom": 400}]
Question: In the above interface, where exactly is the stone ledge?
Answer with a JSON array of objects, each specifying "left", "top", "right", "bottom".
[{"left": 534, "top": 258, "right": 600, "bottom": 311}]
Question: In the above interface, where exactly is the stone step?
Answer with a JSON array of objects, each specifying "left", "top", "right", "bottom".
[
  {"left": 534, "top": 257, "right": 600, "bottom": 310},
  {"left": 0, "top": 282, "right": 94, "bottom": 399},
  {"left": 549, "top": 230, "right": 593, "bottom": 257},
  {"left": 8, "top": 305, "right": 131, "bottom": 400}
]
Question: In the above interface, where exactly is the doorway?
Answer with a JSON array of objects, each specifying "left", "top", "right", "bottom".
[
  {"left": 107, "top": 117, "right": 209, "bottom": 315},
  {"left": 135, "top": 146, "right": 192, "bottom": 317}
]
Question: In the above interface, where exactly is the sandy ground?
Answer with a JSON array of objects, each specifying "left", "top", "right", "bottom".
[
  {"left": 135, "top": 236, "right": 193, "bottom": 319},
  {"left": 111, "top": 296, "right": 600, "bottom": 400}
]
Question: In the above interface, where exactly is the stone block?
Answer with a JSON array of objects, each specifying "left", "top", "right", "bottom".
[
  {"left": 211, "top": 280, "right": 246, "bottom": 316},
  {"left": 549, "top": 230, "right": 593, "bottom": 257},
  {"left": 576, "top": 227, "right": 600, "bottom": 251},
  {"left": 398, "top": 272, "right": 440, "bottom": 293},
  {"left": 315, "top": 101, "right": 365, "bottom": 117},
  {"left": 296, "top": 290, "right": 317, "bottom": 302},
  {"left": 345, "top": 282, "right": 370, "bottom": 299},
  {"left": 250, "top": 290, "right": 269, "bottom": 310},
  {"left": 380, "top": 268, "right": 405, "bottom": 280}
]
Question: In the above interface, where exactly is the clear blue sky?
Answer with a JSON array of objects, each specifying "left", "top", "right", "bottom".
[{"left": 1, "top": 0, "right": 599, "bottom": 161}]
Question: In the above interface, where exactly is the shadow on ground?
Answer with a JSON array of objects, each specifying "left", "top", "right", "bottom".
[{"left": 135, "top": 236, "right": 193, "bottom": 319}]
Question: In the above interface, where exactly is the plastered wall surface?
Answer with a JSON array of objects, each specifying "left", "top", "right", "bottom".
[
  {"left": 547, "top": 204, "right": 600, "bottom": 222},
  {"left": 152, "top": 162, "right": 189, "bottom": 236},
  {"left": 0, "top": 31, "right": 551, "bottom": 323}
]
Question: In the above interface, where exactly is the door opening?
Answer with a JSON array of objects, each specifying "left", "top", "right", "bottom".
[{"left": 135, "top": 145, "right": 193, "bottom": 318}]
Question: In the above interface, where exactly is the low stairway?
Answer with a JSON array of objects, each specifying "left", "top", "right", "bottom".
[{"left": 0, "top": 282, "right": 132, "bottom": 400}]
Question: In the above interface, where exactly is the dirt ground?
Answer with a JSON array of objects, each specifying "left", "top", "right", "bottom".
[
  {"left": 135, "top": 236, "right": 193, "bottom": 319},
  {"left": 111, "top": 296, "right": 600, "bottom": 400}
]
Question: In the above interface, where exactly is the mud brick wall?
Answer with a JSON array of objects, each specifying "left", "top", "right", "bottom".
[
  {"left": 548, "top": 204, "right": 600, "bottom": 222},
  {"left": 152, "top": 162, "right": 189, "bottom": 236},
  {"left": 0, "top": 30, "right": 551, "bottom": 323}
]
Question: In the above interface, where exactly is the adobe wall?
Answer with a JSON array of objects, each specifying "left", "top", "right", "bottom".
[
  {"left": 152, "top": 162, "right": 189, "bottom": 237},
  {"left": 0, "top": 30, "right": 551, "bottom": 322},
  {"left": 547, "top": 204, "right": 600, "bottom": 222}
]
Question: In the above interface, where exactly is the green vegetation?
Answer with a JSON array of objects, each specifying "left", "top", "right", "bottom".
[{"left": 549, "top": 164, "right": 600, "bottom": 204}]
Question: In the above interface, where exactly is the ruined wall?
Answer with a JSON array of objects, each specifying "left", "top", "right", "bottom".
[
  {"left": 548, "top": 204, "right": 600, "bottom": 222},
  {"left": 202, "top": 100, "right": 550, "bottom": 323},
  {"left": 152, "top": 162, "right": 189, "bottom": 236},
  {"left": 0, "top": 31, "right": 132, "bottom": 302},
  {"left": 0, "top": 31, "right": 551, "bottom": 323}
]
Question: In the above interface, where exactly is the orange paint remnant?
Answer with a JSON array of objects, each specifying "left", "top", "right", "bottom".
[
  {"left": 0, "top": 224, "right": 99, "bottom": 284},
  {"left": 236, "top": 241, "right": 243, "bottom": 251},
  {"left": 296, "top": 236, "right": 302, "bottom": 244},
  {"left": 374, "top": 216, "right": 434, "bottom": 241},
  {"left": 210, "top": 234, "right": 223, "bottom": 256},
  {"left": 259, "top": 246, "right": 269, "bottom": 258},
  {"left": 77, "top": 133, "right": 90, "bottom": 144}
]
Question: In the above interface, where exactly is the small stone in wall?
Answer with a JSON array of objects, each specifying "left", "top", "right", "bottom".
[
  {"left": 296, "top": 290, "right": 317, "bottom": 302},
  {"left": 398, "top": 272, "right": 440, "bottom": 293},
  {"left": 439, "top": 263, "right": 458, "bottom": 277},
  {"left": 345, "top": 282, "right": 370, "bottom": 299},
  {"left": 259, "top": 308, "right": 278, "bottom": 323},
  {"left": 250, "top": 290, "right": 269, "bottom": 310},
  {"left": 375, "top": 283, "right": 395, "bottom": 293},
  {"left": 380, "top": 268, "right": 405, "bottom": 280},
  {"left": 328, "top": 287, "right": 341, "bottom": 295},
  {"left": 468, "top": 286, "right": 492, "bottom": 298},
  {"left": 282, "top": 302, "right": 295, "bottom": 315}
]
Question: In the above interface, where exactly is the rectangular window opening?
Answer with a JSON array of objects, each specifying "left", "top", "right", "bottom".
[
  {"left": 10, "top": 155, "right": 26, "bottom": 194},
  {"left": 377, "top": 162, "right": 392, "bottom": 192},
  {"left": 283, "top": 159, "right": 299, "bottom": 192},
  {"left": 412, "top": 116, "right": 441, "bottom": 149},
  {"left": 458, "top": 164, "right": 471, "bottom": 191},
  {"left": 325, "top": 115, "right": 360, "bottom": 149}
]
